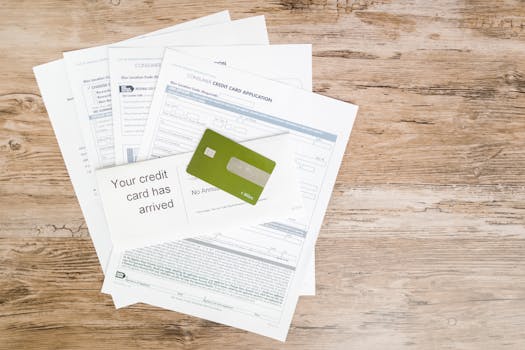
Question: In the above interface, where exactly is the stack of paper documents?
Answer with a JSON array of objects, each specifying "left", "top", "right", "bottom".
[{"left": 33, "top": 11, "right": 358, "bottom": 341}]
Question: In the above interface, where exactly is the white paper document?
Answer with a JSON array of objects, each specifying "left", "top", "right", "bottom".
[
  {"left": 63, "top": 15, "right": 268, "bottom": 170},
  {"left": 96, "top": 133, "right": 304, "bottom": 249},
  {"left": 33, "top": 12, "right": 233, "bottom": 307},
  {"left": 34, "top": 60, "right": 136, "bottom": 307},
  {"left": 109, "top": 44, "right": 316, "bottom": 295},
  {"left": 103, "top": 49, "right": 358, "bottom": 340},
  {"left": 110, "top": 45, "right": 312, "bottom": 165}
]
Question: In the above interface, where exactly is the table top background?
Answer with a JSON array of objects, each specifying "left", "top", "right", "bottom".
[{"left": 1, "top": 1, "right": 524, "bottom": 349}]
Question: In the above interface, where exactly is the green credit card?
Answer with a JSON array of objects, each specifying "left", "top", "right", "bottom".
[{"left": 186, "top": 129, "right": 276, "bottom": 205}]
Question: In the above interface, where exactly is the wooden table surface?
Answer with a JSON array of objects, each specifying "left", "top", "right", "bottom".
[{"left": 1, "top": 1, "right": 524, "bottom": 349}]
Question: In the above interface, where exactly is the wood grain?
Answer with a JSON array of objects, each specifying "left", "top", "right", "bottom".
[{"left": 1, "top": 0, "right": 524, "bottom": 349}]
